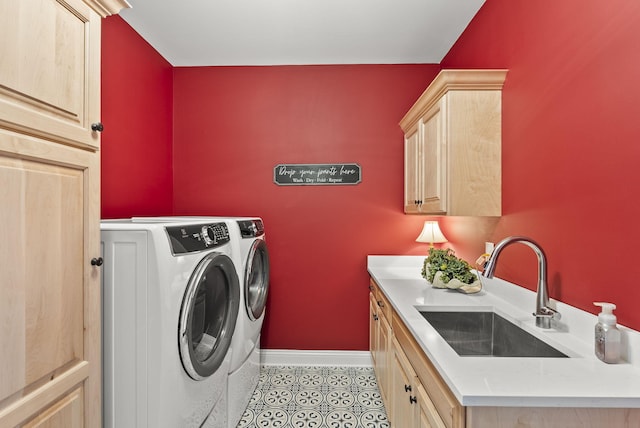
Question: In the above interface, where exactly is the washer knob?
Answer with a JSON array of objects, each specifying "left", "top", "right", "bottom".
[{"left": 201, "top": 226, "right": 215, "bottom": 246}]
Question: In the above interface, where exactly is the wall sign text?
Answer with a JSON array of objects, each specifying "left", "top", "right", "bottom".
[{"left": 274, "top": 163, "right": 362, "bottom": 186}]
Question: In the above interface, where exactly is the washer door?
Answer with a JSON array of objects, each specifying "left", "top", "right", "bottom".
[
  {"left": 244, "top": 239, "right": 270, "bottom": 321},
  {"left": 179, "top": 252, "right": 240, "bottom": 380}
]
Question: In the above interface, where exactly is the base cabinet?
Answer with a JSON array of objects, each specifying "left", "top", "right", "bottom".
[
  {"left": 369, "top": 277, "right": 640, "bottom": 428},
  {"left": 370, "top": 279, "right": 461, "bottom": 428}
]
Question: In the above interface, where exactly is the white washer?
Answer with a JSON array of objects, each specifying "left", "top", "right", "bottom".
[
  {"left": 132, "top": 216, "right": 270, "bottom": 427},
  {"left": 101, "top": 218, "right": 241, "bottom": 428}
]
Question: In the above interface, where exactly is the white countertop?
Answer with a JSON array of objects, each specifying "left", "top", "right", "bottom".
[{"left": 368, "top": 255, "right": 640, "bottom": 408}]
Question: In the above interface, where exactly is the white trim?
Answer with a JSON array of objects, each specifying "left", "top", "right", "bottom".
[{"left": 260, "top": 350, "right": 373, "bottom": 367}]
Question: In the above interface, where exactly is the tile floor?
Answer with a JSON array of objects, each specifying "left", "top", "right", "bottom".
[{"left": 237, "top": 365, "right": 390, "bottom": 428}]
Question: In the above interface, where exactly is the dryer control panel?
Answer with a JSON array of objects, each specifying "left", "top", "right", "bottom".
[
  {"left": 166, "top": 222, "right": 231, "bottom": 254},
  {"left": 238, "top": 219, "right": 265, "bottom": 238}
]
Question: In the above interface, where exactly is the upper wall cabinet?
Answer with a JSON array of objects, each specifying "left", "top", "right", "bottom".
[
  {"left": 0, "top": 0, "right": 119, "bottom": 150},
  {"left": 400, "top": 70, "right": 507, "bottom": 216}
]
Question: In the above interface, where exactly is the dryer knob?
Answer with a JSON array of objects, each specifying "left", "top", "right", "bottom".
[{"left": 201, "top": 226, "right": 215, "bottom": 246}]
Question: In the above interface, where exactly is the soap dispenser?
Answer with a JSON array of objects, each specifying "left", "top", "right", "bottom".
[{"left": 593, "top": 302, "right": 621, "bottom": 363}]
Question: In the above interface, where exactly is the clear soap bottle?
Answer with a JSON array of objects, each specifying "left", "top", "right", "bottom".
[{"left": 593, "top": 302, "right": 621, "bottom": 364}]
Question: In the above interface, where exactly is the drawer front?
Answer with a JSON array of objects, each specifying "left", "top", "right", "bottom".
[{"left": 370, "top": 279, "right": 392, "bottom": 320}]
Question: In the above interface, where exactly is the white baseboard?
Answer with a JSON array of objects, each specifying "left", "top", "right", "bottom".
[{"left": 260, "top": 349, "right": 373, "bottom": 367}]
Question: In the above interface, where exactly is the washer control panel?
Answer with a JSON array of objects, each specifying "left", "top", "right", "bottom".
[{"left": 166, "top": 222, "right": 230, "bottom": 254}]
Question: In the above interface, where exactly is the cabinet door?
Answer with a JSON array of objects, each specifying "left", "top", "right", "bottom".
[
  {"left": 369, "top": 292, "right": 379, "bottom": 366},
  {"left": 378, "top": 314, "right": 392, "bottom": 410},
  {"left": 0, "top": 0, "right": 102, "bottom": 149},
  {"left": 419, "top": 98, "right": 447, "bottom": 214},
  {"left": 391, "top": 338, "right": 417, "bottom": 428},
  {"left": 0, "top": 129, "right": 100, "bottom": 427},
  {"left": 404, "top": 124, "right": 421, "bottom": 213},
  {"left": 416, "top": 384, "right": 446, "bottom": 428}
]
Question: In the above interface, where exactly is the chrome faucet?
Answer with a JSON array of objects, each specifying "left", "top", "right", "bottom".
[{"left": 482, "top": 236, "right": 561, "bottom": 329}]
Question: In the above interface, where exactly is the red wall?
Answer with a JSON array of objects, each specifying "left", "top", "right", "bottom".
[
  {"left": 101, "top": 16, "right": 174, "bottom": 218},
  {"left": 101, "top": 0, "right": 640, "bottom": 350},
  {"left": 172, "top": 65, "right": 440, "bottom": 349},
  {"left": 441, "top": 0, "right": 640, "bottom": 329}
]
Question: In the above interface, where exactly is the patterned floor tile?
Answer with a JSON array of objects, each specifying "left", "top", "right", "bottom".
[{"left": 237, "top": 366, "right": 389, "bottom": 428}]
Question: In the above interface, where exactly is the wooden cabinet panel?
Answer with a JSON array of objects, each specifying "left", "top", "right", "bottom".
[
  {"left": 378, "top": 314, "right": 391, "bottom": 403},
  {"left": 419, "top": 99, "right": 446, "bottom": 214},
  {"left": 0, "top": 129, "right": 100, "bottom": 427},
  {"left": 417, "top": 384, "right": 446, "bottom": 428},
  {"left": 466, "top": 406, "right": 640, "bottom": 428},
  {"left": 369, "top": 292, "right": 379, "bottom": 366},
  {"left": 22, "top": 387, "right": 84, "bottom": 428},
  {"left": 391, "top": 338, "right": 417, "bottom": 428},
  {"left": 393, "top": 314, "right": 464, "bottom": 428},
  {"left": 0, "top": 0, "right": 101, "bottom": 149},
  {"left": 369, "top": 279, "right": 392, "bottom": 412},
  {"left": 404, "top": 124, "right": 420, "bottom": 213}
]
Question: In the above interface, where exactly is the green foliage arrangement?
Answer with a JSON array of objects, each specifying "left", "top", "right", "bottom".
[{"left": 421, "top": 247, "right": 478, "bottom": 285}]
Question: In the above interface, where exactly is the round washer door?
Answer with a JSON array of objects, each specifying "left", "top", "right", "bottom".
[
  {"left": 179, "top": 252, "right": 240, "bottom": 380},
  {"left": 244, "top": 239, "right": 270, "bottom": 321}
]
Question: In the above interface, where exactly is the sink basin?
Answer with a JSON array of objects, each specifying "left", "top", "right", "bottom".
[{"left": 419, "top": 310, "right": 568, "bottom": 358}]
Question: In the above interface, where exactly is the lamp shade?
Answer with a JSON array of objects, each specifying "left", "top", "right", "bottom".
[{"left": 416, "top": 221, "right": 447, "bottom": 245}]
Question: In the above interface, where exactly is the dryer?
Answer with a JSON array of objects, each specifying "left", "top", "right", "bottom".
[
  {"left": 101, "top": 219, "right": 241, "bottom": 428},
  {"left": 227, "top": 217, "right": 270, "bottom": 428}
]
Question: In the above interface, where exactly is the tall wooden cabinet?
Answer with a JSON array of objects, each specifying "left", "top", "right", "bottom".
[
  {"left": 400, "top": 70, "right": 507, "bottom": 216},
  {"left": 0, "top": 0, "right": 129, "bottom": 426}
]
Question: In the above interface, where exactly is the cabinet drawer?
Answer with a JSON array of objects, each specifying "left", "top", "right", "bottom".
[
  {"left": 370, "top": 279, "right": 392, "bottom": 320},
  {"left": 393, "top": 313, "right": 465, "bottom": 428}
]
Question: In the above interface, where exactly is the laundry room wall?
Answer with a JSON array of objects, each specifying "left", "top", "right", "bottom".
[
  {"left": 101, "top": 0, "right": 640, "bottom": 349},
  {"left": 171, "top": 65, "right": 441, "bottom": 350},
  {"left": 101, "top": 16, "right": 174, "bottom": 218},
  {"left": 100, "top": 15, "right": 446, "bottom": 350},
  {"left": 440, "top": 0, "right": 640, "bottom": 330}
]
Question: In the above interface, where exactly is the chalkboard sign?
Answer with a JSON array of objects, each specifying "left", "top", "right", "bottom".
[{"left": 274, "top": 163, "right": 362, "bottom": 186}]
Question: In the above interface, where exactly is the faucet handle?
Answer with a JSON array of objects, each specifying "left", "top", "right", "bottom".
[{"left": 533, "top": 306, "right": 561, "bottom": 321}]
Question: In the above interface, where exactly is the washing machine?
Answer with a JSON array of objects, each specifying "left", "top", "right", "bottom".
[
  {"left": 131, "top": 216, "right": 270, "bottom": 427},
  {"left": 101, "top": 218, "right": 241, "bottom": 428}
]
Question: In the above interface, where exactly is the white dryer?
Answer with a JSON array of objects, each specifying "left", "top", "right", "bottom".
[
  {"left": 226, "top": 217, "right": 270, "bottom": 428},
  {"left": 101, "top": 219, "right": 241, "bottom": 428}
]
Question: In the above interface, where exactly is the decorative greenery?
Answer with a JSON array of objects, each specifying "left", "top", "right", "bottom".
[{"left": 421, "top": 247, "right": 478, "bottom": 285}]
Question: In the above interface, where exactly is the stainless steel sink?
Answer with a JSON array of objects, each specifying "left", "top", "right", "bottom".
[{"left": 419, "top": 310, "right": 568, "bottom": 358}]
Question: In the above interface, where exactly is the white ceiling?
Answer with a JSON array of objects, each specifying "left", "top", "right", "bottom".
[{"left": 119, "top": 0, "right": 485, "bottom": 66}]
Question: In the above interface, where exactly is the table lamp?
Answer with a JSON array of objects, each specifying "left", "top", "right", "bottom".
[{"left": 415, "top": 220, "right": 447, "bottom": 248}]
